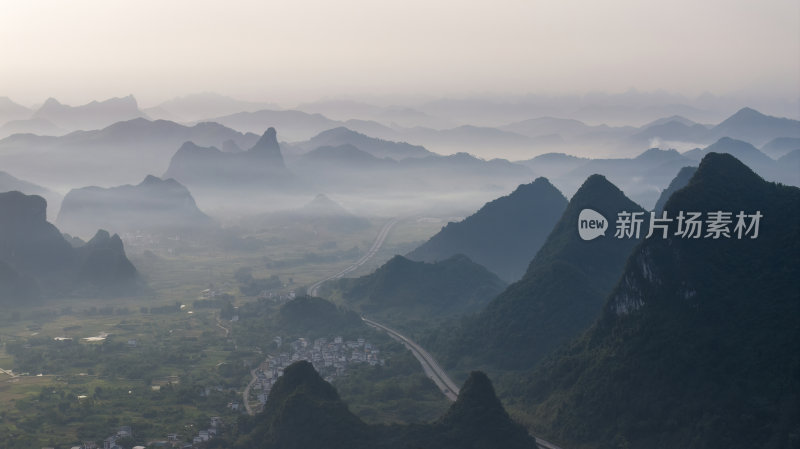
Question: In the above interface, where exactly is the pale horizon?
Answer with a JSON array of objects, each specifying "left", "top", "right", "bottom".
[{"left": 1, "top": 0, "right": 798, "bottom": 111}]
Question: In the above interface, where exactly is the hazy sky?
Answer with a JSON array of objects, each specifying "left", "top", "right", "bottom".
[{"left": 1, "top": 0, "right": 798, "bottom": 107}]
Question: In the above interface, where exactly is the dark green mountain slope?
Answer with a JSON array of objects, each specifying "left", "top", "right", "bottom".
[
  {"left": 653, "top": 166, "right": 697, "bottom": 212},
  {"left": 321, "top": 254, "right": 506, "bottom": 330},
  {"left": 431, "top": 175, "right": 644, "bottom": 371},
  {"left": 236, "top": 361, "right": 371, "bottom": 449},
  {"left": 517, "top": 153, "right": 800, "bottom": 449},
  {"left": 234, "top": 361, "right": 536, "bottom": 449},
  {"left": 407, "top": 178, "right": 567, "bottom": 282}
]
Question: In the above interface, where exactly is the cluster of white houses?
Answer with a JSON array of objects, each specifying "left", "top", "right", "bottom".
[{"left": 248, "top": 336, "right": 383, "bottom": 410}]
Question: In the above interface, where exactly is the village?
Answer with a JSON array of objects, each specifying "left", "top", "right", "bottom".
[{"left": 245, "top": 336, "right": 384, "bottom": 413}]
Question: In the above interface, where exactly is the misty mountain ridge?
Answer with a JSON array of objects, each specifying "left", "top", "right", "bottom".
[
  {"left": 57, "top": 175, "right": 212, "bottom": 238},
  {"left": 517, "top": 152, "right": 800, "bottom": 449},
  {"left": 522, "top": 147, "right": 695, "bottom": 209},
  {"left": 239, "top": 193, "right": 370, "bottom": 236},
  {"left": 681, "top": 137, "right": 797, "bottom": 185},
  {"left": 295, "top": 98, "right": 457, "bottom": 128},
  {"left": 147, "top": 92, "right": 280, "bottom": 123},
  {"left": 0, "top": 191, "right": 142, "bottom": 302},
  {"left": 0, "top": 117, "right": 260, "bottom": 188},
  {"left": 428, "top": 174, "right": 646, "bottom": 371},
  {"left": 0, "top": 170, "right": 62, "bottom": 219},
  {"left": 761, "top": 137, "right": 800, "bottom": 159},
  {"left": 294, "top": 126, "right": 435, "bottom": 160},
  {"left": 407, "top": 177, "right": 567, "bottom": 282},
  {"left": 521, "top": 130, "right": 798, "bottom": 210},
  {"left": 201, "top": 108, "right": 343, "bottom": 141},
  {"left": 710, "top": 106, "right": 800, "bottom": 146},
  {"left": 163, "top": 127, "right": 295, "bottom": 204},
  {"left": 631, "top": 107, "right": 800, "bottom": 149},
  {"left": 300, "top": 193, "right": 357, "bottom": 217},
  {"left": 288, "top": 141, "right": 534, "bottom": 199},
  {"left": 0, "top": 97, "right": 33, "bottom": 128},
  {"left": 31, "top": 95, "right": 145, "bottom": 133},
  {"left": 321, "top": 254, "right": 507, "bottom": 329}
]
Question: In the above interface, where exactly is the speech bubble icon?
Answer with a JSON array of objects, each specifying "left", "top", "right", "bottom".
[{"left": 578, "top": 209, "right": 608, "bottom": 241}]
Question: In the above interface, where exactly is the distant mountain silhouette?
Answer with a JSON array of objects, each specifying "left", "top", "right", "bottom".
[
  {"left": 234, "top": 360, "right": 535, "bottom": 449},
  {"left": 296, "top": 127, "right": 435, "bottom": 160},
  {"left": 401, "top": 125, "right": 533, "bottom": 153},
  {"left": 299, "top": 144, "right": 392, "bottom": 167},
  {"left": 502, "top": 116, "right": 598, "bottom": 137},
  {"left": 678, "top": 137, "right": 799, "bottom": 186},
  {"left": 31, "top": 95, "right": 145, "bottom": 132},
  {"left": 761, "top": 137, "right": 800, "bottom": 159},
  {"left": 630, "top": 118, "right": 709, "bottom": 144},
  {"left": 517, "top": 152, "right": 589, "bottom": 178},
  {"left": 553, "top": 147, "right": 694, "bottom": 207},
  {"left": 57, "top": 175, "right": 212, "bottom": 237},
  {"left": 500, "top": 116, "right": 634, "bottom": 154},
  {"left": 289, "top": 144, "right": 533, "bottom": 197},
  {"left": 408, "top": 178, "right": 567, "bottom": 282},
  {"left": 163, "top": 127, "right": 297, "bottom": 206},
  {"left": 321, "top": 254, "right": 506, "bottom": 329},
  {"left": 240, "top": 192, "right": 371, "bottom": 236},
  {"left": 148, "top": 92, "right": 279, "bottom": 122},
  {"left": 709, "top": 107, "right": 800, "bottom": 147},
  {"left": 431, "top": 175, "right": 645, "bottom": 371},
  {"left": 640, "top": 115, "right": 698, "bottom": 129},
  {"left": 0, "top": 191, "right": 141, "bottom": 301},
  {"left": 653, "top": 166, "right": 697, "bottom": 212},
  {"left": 301, "top": 193, "right": 355, "bottom": 217},
  {"left": 296, "top": 99, "right": 456, "bottom": 128},
  {"left": 702, "top": 137, "right": 775, "bottom": 170},
  {"left": 0, "top": 118, "right": 259, "bottom": 187},
  {"left": 517, "top": 153, "right": 800, "bottom": 449},
  {"left": 204, "top": 109, "right": 343, "bottom": 141},
  {"left": 0, "top": 97, "right": 30, "bottom": 123},
  {"left": 0, "top": 117, "right": 64, "bottom": 138}
]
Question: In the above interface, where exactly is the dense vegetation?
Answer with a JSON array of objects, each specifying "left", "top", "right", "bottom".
[
  {"left": 0, "top": 309, "right": 248, "bottom": 448},
  {"left": 512, "top": 153, "right": 800, "bottom": 449},
  {"left": 427, "top": 174, "right": 645, "bottom": 372},
  {"left": 235, "top": 295, "right": 365, "bottom": 347},
  {"left": 228, "top": 361, "right": 536, "bottom": 449},
  {"left": 407, "top": 177, "right": 567, "bottom": 282},
  {"left": 321, "top": 254, "right": 506, "bottom": 333},
  {"left": 332, "top": 342, "right": 450, "bottom": 424}
]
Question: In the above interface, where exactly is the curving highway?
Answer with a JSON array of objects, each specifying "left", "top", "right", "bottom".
[
  {"left": 362, "top": 316, "right": 565, "bottom": 449},
  {"left": 362, "top": 317, "right": 460, "bottom": 401},
  {"left": 301, "top": 217, "right": 566, "bottom": 449},
  {"left": 308, "top": 218, "right": 399, "bottom": 297}
]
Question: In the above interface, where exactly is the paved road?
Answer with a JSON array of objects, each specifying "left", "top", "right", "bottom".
[
  {"left": 362, "top": 317, "right": 459, "bottom": 401},
  {"left": 308, "top": 218, "right": 399, "bottom": 297},
  {"left": 242, "top": 367, "right": 258, "bottom": 415},
  {"left": 244, "top": 219, "right": 399, "bottom": 415},
  {"left": 362, "top": 316, "right": 564, "bottom": 449}
]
